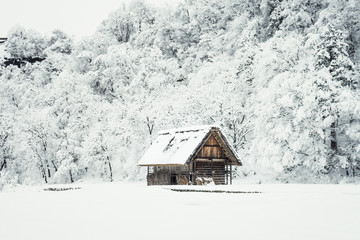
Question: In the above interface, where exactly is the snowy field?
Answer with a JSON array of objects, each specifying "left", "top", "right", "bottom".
[{"left": 0, "top": 182, "right": 359, "bottom": 240}]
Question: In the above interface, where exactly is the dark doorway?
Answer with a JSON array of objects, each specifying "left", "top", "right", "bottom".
[{"left": 171, "top": 174, "right": 177, "bottom": 185}]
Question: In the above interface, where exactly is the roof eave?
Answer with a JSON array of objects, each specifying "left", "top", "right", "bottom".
[
  {"left": 211, "top": 127, "right": 243, "bottom": 166},
  {"left": 138, "top": 163, "right": 186, "bottom": 167}
]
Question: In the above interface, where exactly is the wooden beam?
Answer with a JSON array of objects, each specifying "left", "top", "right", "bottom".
[
  {"left": 211, "top": 130, "right": 242, "bottom": 166},
  {"left": 195, "top": 157, "right": 226, "bottom": 161},
  {"left": 138, "top": 163, "right": 185, "bottom": 167}
]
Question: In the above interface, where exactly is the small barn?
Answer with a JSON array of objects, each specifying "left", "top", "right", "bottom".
[{"left": 138, "top": 125, "right": 242, "bottom": 185}]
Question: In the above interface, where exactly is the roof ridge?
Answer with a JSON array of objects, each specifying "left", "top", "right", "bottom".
[{"left": 158, "top": 124, "right": 220, "bottom": 135}]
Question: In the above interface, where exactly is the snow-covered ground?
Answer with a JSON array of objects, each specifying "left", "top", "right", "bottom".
[{"left": 0, "top": 182, "right": 359, "bottom": 240}]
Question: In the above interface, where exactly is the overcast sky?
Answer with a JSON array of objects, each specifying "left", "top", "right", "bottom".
[{"left": 0, "top": 0, "right": 181, "bottom": 38}]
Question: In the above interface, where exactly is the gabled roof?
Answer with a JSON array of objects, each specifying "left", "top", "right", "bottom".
[{"left": 138, "top": 125, "right": 242, "bottom": 166}]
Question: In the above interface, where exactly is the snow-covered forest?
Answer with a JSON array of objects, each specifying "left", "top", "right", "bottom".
[{"left": 0, "top": 0, "right": 359, "bottom": 187}]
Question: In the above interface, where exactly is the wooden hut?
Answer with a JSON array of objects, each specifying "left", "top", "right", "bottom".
[{"left": 138, "top": 126, "right": 242, "bottom": 185}]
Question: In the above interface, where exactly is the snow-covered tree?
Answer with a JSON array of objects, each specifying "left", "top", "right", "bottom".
[
  {"left": 5, "top": 26, "right": 46, "bottom": 60},
  {"left": 98, "top": 7, "right": 136, "bottom": 43},
  {"left": 313, "top": 24, "right": 359, "bottom": 175},
  {"left": 1, "top": 0, "right": 360, "bottom": 187}
]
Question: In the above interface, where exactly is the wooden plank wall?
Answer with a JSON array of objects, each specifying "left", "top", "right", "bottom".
[
  {"left": 196, "top": 135, "right": 226, "bottom": 159},
  {"left": 147, "top": 165, "right": 190, "bottom": 185},
  {"left": 194, "top": 134, "right": 227, "bottom": 185},
  {"left": 147, "top": 170, "right": 171, "bottom": 185},
  {"left": 195, "top": 161, "right": 225, "bottom": 184}
]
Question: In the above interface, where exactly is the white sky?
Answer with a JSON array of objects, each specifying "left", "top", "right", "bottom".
[{"left": 0, "top": 0, "right": 181, "bottom": 38}]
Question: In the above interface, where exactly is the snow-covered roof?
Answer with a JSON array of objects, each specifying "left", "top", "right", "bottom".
[{"left": 138, "top": 125, "right": 242, "bottom": 166}]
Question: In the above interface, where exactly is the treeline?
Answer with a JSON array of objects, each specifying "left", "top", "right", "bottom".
[{"left": 0, "top": 0, "right": 359, "bottom": 187}]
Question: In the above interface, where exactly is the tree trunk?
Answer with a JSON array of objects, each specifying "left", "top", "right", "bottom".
[
  {"left": 0, "top": 158, "right": 6, "bottom": 171},
  {"left": 330, "top": 121, "right": 337, "bottom": 153},
  {"left": 69, "top": 170, "right": 74, "bottom": 183},
  {"left": 52, "top": 161, "right": 58, "bottom": 172},
  {"left": 108, "top": 160, "right": 113, "bottom": 182},
  {"left": 146, "top": 117, "right": 155, "bottom": 144},
  {"left": 42, "top": 168, "right": 48, "bottom": 183},
  {"left": 47, "top": 165, "right": 51, "bottom": 178}
]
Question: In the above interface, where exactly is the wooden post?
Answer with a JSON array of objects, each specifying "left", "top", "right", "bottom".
[
  {"left": 146, "top": 166, "right": 150, "bottom": 186},
  {"left": 211, "top": 158, "right": 215, "bottom": 184},
  {"left": 169, "top": 166, "right": 172, "bottom": 185},
  {"left": 225, "top": 164, "right": 228, "bottom": 185},
  {"left": 194, "top": 160, "right": 197, "bottom": 184},
  {"left": 230, "top": 164, "right": 232, "bottom": 185},
  {"left": 188, "top": 164, "right": 191, "bottom": 184}
]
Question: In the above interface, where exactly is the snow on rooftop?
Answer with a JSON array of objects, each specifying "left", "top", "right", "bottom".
[
  {"left": 158, "top": 124, "right": 218, "bottom": 135},
  {"left": 138, "top": 126, "right": 217, "bottom": 166}
]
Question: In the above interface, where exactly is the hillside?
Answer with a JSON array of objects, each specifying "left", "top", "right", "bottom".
[{"left": 0, "top": 0, "right": 359, "bottom": 187}]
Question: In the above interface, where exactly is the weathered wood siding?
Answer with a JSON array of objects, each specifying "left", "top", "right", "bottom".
[
  {"left": 193, "top": 134, "right": 227, "bottom": 185},
  {"left": 147, "top": 166, "right": 190, "bottom": 185},
  {"left": 196, "top": 135, "right": 227, "bottom": 159},
  {"left": 195, "top": 161, "right": 225, "bottom": 184},
  {"left": 147, "top": 170, "right": 171, "bottom": 185}
]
